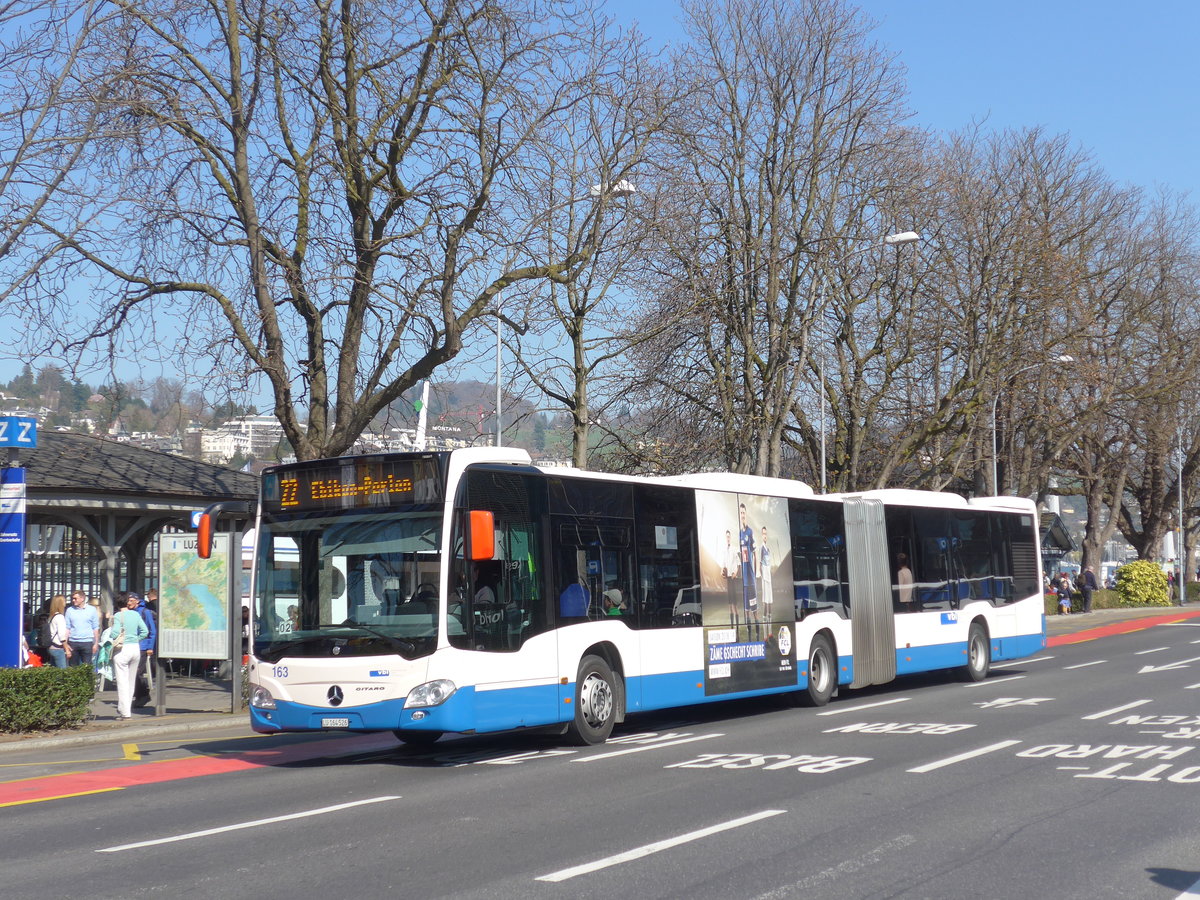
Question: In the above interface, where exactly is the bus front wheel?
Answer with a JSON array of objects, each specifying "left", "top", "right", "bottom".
[
  {"left": 963, "top": 623, "right": 990, "bottom": 682},
  {"left": 394, "top": 729, "right": 443, "bottom": 749},
  {"left": 803, "top": 634, "right": 836, "bottom": 707},
  {"left": 566, "top": 655, "right": 618, "bottom": 745}
]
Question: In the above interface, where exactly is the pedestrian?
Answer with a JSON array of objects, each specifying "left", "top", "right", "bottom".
[
  {"left": 45, "top": 594, "right": 70, "bottom": 668},
  {"left": 64, "top": 589, "right": 100, "bottom": 666},
  {"left": 130, "top": 591, "right": 157, "bottom": 708},
  {"left": 111, "top": 592, "right": 150, "bottom": 719},
  {"left": 1078, "top": 565, "right": 1098, "bottom": 613},
  {"left": 1056, "top": 573, "right": 1072, "bottom": 615}
]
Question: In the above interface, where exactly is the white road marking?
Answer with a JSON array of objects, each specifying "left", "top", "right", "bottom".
[
  {"left": 536, "top": 809, "right": 786, "bottom": 882},
  {"left": 97, "top": 796, "right": 401, "bottom": 853},
  {"left": 1063, "top": 660, "right": 1106, "bottom": 670},
  {"left": 816, "top": 697, "right": 911, "bottom": 716},
  {"left": 1186, "top": 683, "right": 1200, "bottom": 690},
  {"left": 907, "top": 740, "right": 1021, "bottom": 773},
  {"left": 963, "top": 675, "right": 1025, "bottom": 687},
  {"left": 1083, "top": 699, "right": 1152, "bottom": 720},
  {"left": 1139, "top": 655, "right": 1200, "bottom": 674},
  {"left": 1135, "top": 646, "right": 1169, "bottom": 655},
  {"left": 993, "top": 656, "right": 1054, "bottom": 669},
  {"left": 574, "top": 733, "right": 723, "bottom": 762}
]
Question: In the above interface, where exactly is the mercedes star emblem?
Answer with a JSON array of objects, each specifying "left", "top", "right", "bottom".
[{"left": 327, "top": 685, "right": 344, "bottom": 707}]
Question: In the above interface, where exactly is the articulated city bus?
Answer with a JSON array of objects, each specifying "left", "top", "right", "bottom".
[{"left": 207, "top": 447, "right": 1044, "bottom": 746}]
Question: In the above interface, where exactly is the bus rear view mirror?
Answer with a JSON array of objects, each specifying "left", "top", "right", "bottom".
[
  {"left": 468, "top": 510, "right": 495, "bottom": 561},
  {"left": 197, "top": 512, "right": 213, "bottom": 559}
]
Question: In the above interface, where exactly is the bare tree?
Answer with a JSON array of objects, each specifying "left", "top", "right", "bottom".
[
  {"left": 622, "top": 0, "right": 911, "bottom": 477},
  {"left": 13, "top": 0, "right": 646, "bottom": 460},
  {"left": 503, "top": 34, "right": 671, "bottom": 468},
  {"left": 0, "top": 1, "right": 104, "bottom": 283},
  {"left": 1110, "top": 195, "right": 1200, "bottom": 563}
]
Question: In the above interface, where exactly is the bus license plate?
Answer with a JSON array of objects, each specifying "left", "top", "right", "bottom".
[{"left": 322, "top": 717, "right": 350, "bottom": 728}]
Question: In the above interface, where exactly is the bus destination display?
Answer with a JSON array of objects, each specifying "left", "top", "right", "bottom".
[{"left": 263, "top": 459, "right": 441, "bottom": 512}]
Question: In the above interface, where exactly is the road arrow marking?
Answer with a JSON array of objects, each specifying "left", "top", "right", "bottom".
[{"left": 1138, "top": 655, "right": 1200, "bottom": 674}]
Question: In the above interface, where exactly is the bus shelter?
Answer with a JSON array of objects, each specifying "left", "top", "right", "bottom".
[{"left": 18, "top": 431, "right": 256, "bottom": 621}]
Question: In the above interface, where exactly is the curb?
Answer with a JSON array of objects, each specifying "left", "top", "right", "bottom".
[{"left": 0, "top": 714, "right": 243, "bottom": 754}]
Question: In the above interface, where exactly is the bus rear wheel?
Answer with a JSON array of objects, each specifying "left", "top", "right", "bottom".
[
  {"left": 803, "top": 634, "right": 836, "bottom": 707},
  {"left": 566, "top": 655, "right": 618, "bottom": 745},
  {"left": 963, "top": 623, "right": 990, "bottom": 682}
]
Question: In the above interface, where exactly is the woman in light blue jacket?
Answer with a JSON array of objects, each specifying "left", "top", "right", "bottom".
[{"left": 111, "top": 592, "right": 150, "bottom": 719}]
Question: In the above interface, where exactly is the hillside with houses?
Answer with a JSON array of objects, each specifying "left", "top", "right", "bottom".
[{"left": 1, "top": 364, "right": 565, "bottom": 472}]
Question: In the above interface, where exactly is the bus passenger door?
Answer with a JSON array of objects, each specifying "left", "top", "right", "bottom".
[
  {"left": 455, "top": 470, "right": 558, "bottom": 732},
  {"left": 842, "top": 497, "right": 897, "bottom": 688}
]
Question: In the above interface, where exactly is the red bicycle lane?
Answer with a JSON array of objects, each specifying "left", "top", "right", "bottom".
[{"left": 0, "top": 731, "right": 401, "bottom": 807}]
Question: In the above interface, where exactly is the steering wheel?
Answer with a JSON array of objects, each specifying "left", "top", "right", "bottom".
[{"left": 412, "top": 582, "right": 439, "bottom": 603}]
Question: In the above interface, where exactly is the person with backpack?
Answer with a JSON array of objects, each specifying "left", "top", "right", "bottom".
[
  {"left": 1077, "top": 566, "right": 1099, "bottom": 613},
  {"left": 131, "top": 590, "right": 158, "bottom": 708}
]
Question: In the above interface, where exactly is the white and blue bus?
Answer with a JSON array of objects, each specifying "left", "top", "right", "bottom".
[{"left": 214, "top": 447, "right": 1044, "bottom": 746}]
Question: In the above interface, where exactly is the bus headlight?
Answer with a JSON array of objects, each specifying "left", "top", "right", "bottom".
[
  {"left": 250, "top": 686, "right": 277, "bottom": 710},
  {"left": 405, "top": 679, "right": 457, "bottom": 708}
]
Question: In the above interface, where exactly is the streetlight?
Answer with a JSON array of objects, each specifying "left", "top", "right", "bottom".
[
  {"left": 1177, "top": 428, "right": 1185, "bottom": 605},
  {"left": 818, "top": 229, "right": 922, "bottom": 492},
  {"left": 989, "top": 355, "right": 1074, "bottom": 495},
  {"left": 494, "top": 179, "right": 636, "bottom": 447}
]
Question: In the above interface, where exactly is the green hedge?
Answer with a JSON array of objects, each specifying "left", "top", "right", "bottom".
[{"left": 0, "top": 666, "right": 94, "bottom": 733}]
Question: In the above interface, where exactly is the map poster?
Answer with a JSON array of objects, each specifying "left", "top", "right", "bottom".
[{"left": 159, "top": 532, "right": 232, "bottom": 659}]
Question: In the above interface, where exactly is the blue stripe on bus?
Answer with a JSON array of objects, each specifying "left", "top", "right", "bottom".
[
  {"left": 894, "top": 631, "right": 1045, "bottom": 675},
  {"left": 249, "top": 630, "right": 1044, "bottom": 736}
]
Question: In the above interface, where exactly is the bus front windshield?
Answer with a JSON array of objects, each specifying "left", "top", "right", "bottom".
[{"left": 254, "top": 509, "right": 444, "bottom": 663}]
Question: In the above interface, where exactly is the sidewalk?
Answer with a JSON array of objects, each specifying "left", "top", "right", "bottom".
[
  {"left": 1045, "top": 601, "right": 1200, "bottom": 644},
  {"left": 0, "top": 672, "right": 242, "bottom": 753},
  {"left": 5, "top": 604, "right": 1199, "bottom": 753}
]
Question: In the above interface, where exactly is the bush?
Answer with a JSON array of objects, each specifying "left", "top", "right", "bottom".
[
  {"left": 0, "top": 666, "right": 94, "bottom": 733},
  {"left": 1114, "top": 560, "right": 1171, "bottom": 608}
]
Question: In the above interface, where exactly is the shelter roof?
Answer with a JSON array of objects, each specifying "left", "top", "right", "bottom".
[
  {"left": 1039, "top": 511, "right": 1075, "bottom": 555},
  {"left": 19, "top": 431, "right": 256, "bottom": 504}
]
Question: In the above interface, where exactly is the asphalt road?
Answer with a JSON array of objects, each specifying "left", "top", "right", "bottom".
[{"left": 8, "top": 617, "right": 1200, "bottom": 900}]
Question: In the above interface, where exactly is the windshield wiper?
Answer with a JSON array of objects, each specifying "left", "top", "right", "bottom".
[
  {"left": 255, "top": 635, "right": 320, "bottom": 662},
  {"left": 326, "top": 619, "right": 418, "bottom": 656}
]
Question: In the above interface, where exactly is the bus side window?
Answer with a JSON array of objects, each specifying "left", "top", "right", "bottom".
[{"left": 633, "top": 485, "right": 698, "bottom": 629}]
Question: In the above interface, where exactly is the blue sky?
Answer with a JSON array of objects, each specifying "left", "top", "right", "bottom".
[
  {"left": 610, "top": 0, "right": 1200, "bottom": 199},
  {"left": 7, "top": 0, "right": 1198, "bottom": 392}
]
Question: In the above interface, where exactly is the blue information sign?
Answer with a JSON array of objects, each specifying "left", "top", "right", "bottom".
[
  {"left": 0, "top": 468, "right": 26, "bottom": 667},
  {"left": 0, "top": 416, "right": 36, "bottom": 449}
]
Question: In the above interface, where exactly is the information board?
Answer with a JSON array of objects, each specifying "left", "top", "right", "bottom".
[
  {"left": 0, "top": 468, "right": 24, "bottom": 667},
  {"left": 159, "top": 532, "right": 232, "bottom": 658}
]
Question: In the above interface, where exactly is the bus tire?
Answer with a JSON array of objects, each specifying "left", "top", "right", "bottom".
[
  {"left": 803, "top": 634, "right": 836, "bottom": 707},
  {"left": 963, "top": 622, "right": 990, "bottom": 682},
  {"left": 566, "top": 654, "right": 618, "bottom": 745},
  {"left": 394, "top": 729, "right": 443, "bottom": 749}
]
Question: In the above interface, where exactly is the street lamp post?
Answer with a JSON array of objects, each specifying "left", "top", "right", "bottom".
[
  {"left": 989, "top": 355, "right": 1074, "bottom": 496},
  {"left": 494, "top": 179, "right": 636, "bottom": 447},
  {"left": 817, "top": 230, "right": 921, "bottom": 492},
  {"left": 1178, "top": 428, "right": 1186, "bottom": 605}
]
